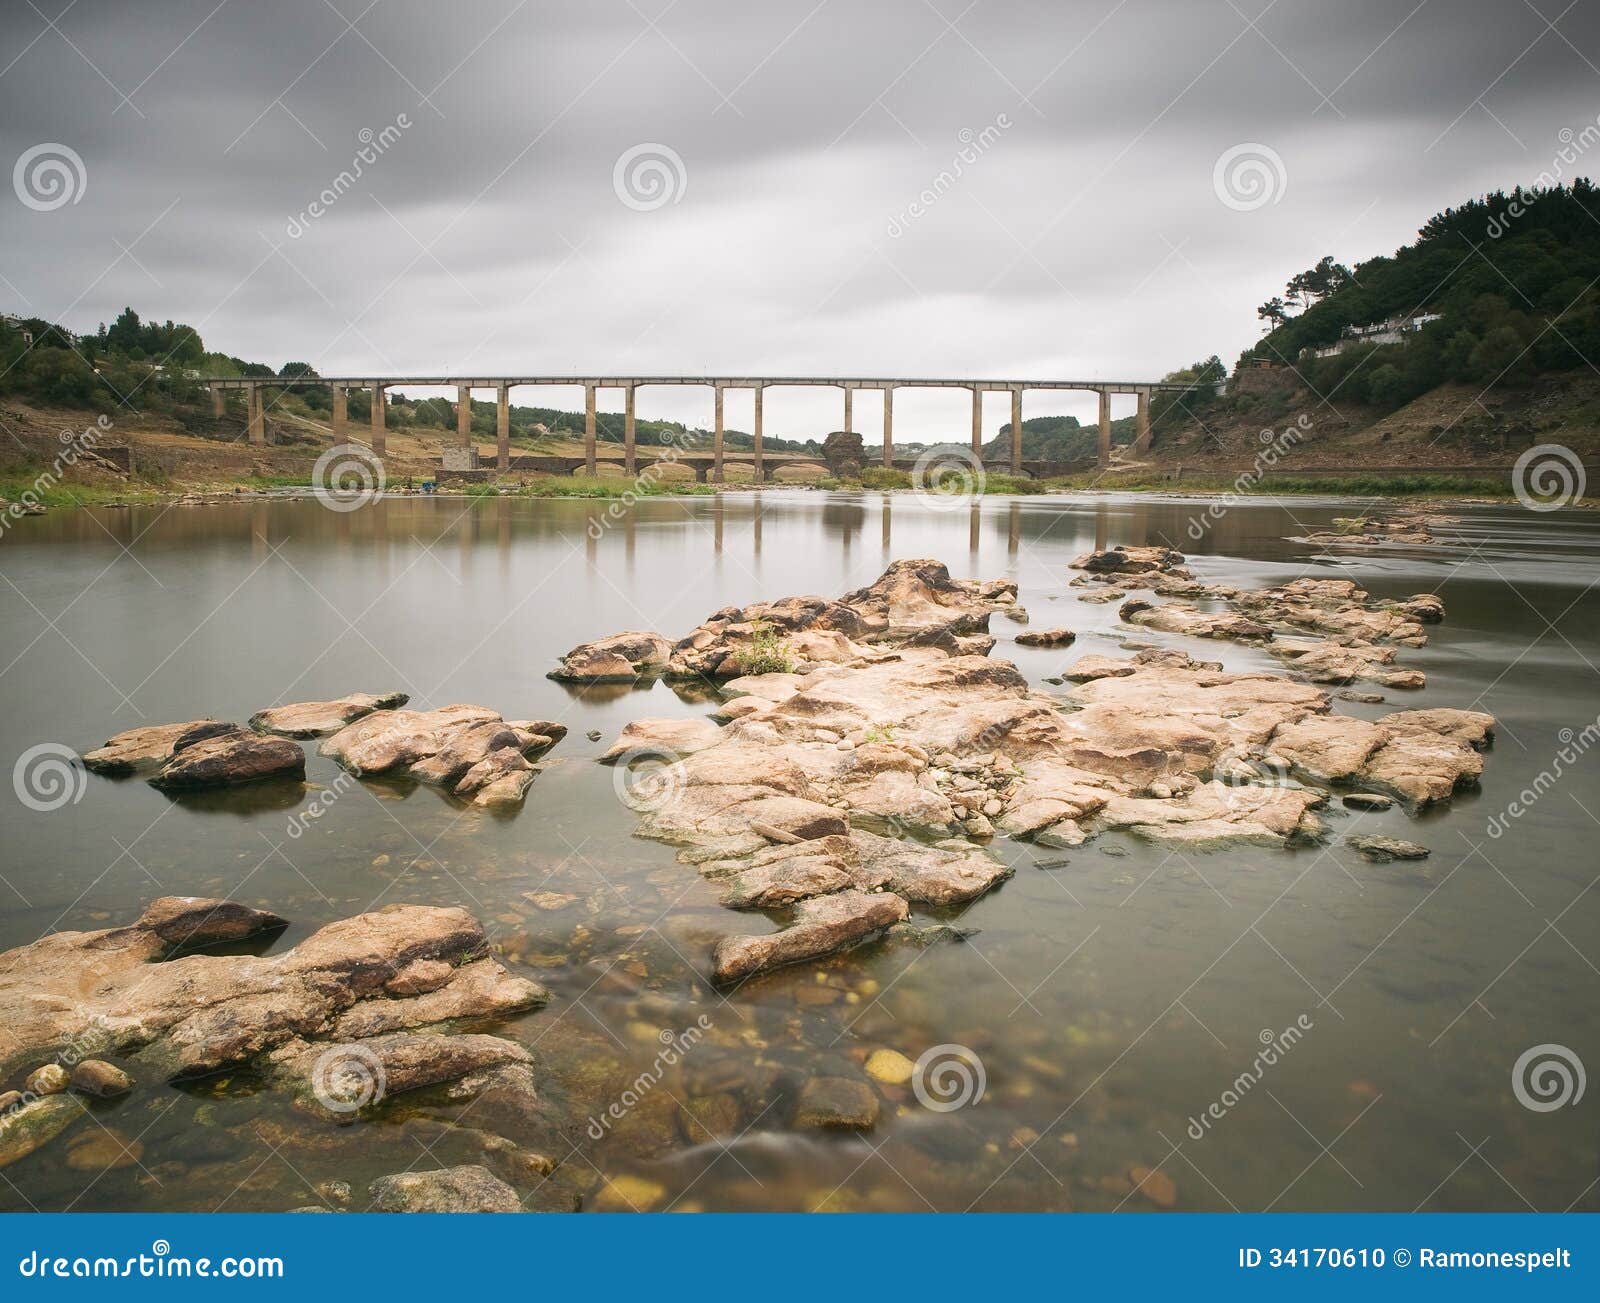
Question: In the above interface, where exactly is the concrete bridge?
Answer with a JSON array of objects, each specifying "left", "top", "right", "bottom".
[{"left": 203, "top": 374, "right": 1204, "bottom": 478}]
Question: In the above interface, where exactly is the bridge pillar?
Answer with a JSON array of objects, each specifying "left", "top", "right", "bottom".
[
  {"left": 496, "top": 384, "right": 510, "bottom": 471},
  {"left": 971, "top": 387, "right": 982, "bottom": 458},
  {"left": 331, "top": 384, "right": 347, "bottom": 442},
  {"left": 713, "top": 385, "right": 725, "bottom": 484},
  {"left": 584, "top": 384, "right": 597, "bottom": 474},
  {"left": 457, "top": 385, "right": 472, "bottom": 448},
  {"left": 371, "top": 384, "right": 386, "bottom": 457},
  {"left": 842, "top": 385, "right": 853, "bottom": 435},
  {"left": 210, "top": 385, "right": 225, "bottom": 418},
  {"left": 1010, "top": 388, "right": 1022, "bottom": 474},
  {"left": 247, "top": 384, "right": 266, "bottom": 445},
  {"left": 1134, "top": 387, "right": 1151, "bottom": 455},
  {"left": 624, "top": 384, "right": 637, "bottom": 476},
  {"left": 882, "top": 387, "right": 893, "bottom": 468},
  {"left": 753, "top": 384, "right": 764, "bottom": 481},
  {"left": 1097, "top": 390, "right": 1112, "bottom": 467}
]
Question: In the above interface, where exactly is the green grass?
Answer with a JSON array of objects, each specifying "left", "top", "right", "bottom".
[
  {"left": 509, "top": 475, "right": 717, "bottom": 499},
  {"left": 0, "top": 478, "right": 168, "bottom": 507}
]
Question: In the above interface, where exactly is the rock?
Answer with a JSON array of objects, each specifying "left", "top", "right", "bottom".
[
  {"left": 453, "top": 747, "right": 535, "bottom": 809},
  {"left": 1346, "top": 834, "right": 1430, "bottom": 861},
  {"left": 0, "top": 897, "right": 543, "bottom": 1086},
  {"left": 69, "top": 1059, "right": 133, "bottom": 1098},
  {"left": 1070, "top": 546, "right": 1186, "bottom": 576},
  {"left": 25, "top": 1064, "right": 69, "bottom": 1095},
  {"left": 598, "top": 717, "right": 723, "bottom": 764},
  {"left": 0, "top": 1091, "right": 20, "bottom": 1112},
  {"left": 1129, "top": 1164, "right": 1178, "bottom": 1208},
  {"left": 821, "top": 429, "right": 866, "bottom": 477},
  {"left": 864, "top": 1048, "right": 916, "bottom": 1085},
  {"left": 1120, "top": 598, "right": 1273, "bottom": 643},
  {"left": 248, "top": 691, "right": 409, "bottom": 738},
  {"left": 64, "top": 1128, "right": 143, "bottom": 1172},
  {"left": 321, "top": 705, "right": 562, "bottom": 810},
  {"left": 1341, "top": 792, "right": 1394, "bottom": 811},
  {"left": 149, "top": 728, "right": 305, "bottom": 790},
  {"left": 0, "top": 1095, "right": 84, "bottom": 1169},
  {"left": 81, "top": 719, "right": 236, "bottom": 775},
  {"left": 1336, "top": 689, "right": 1386, "bottom": 704},
  {"left": 368, "top": 1165, "right": 521, "bottom": 1212},
  {"left": 1015, "top": 628, "right": 1076, "bottom": 647},
  {"left": 383, "top": 958, "right": 455, "bottom": 996},
  {"left": 794, "top": 1076, "right": 879, "bottom": 1129},
  {"left": 549, "top": 631, "right": 673, "bottom": 682},
  {"left": 591, "top": 1174, "right": 667, "bottom": 1212},
  {"left": 273, "top": 1032, "right": 532, "bottom": 1111},
  {"left": 712, "top": 890, "right": 909, "bottom": 984}
]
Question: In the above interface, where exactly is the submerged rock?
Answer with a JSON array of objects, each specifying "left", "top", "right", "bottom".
[
  {"left": 368, "top": 1165, "right": 521, "bottom": 1213},
  {"left": 249, "top": 691, "right": 409, "bottom": 738},
  {"left": 794, "top": 1076, "right": 879, "bottom": 1129},
  {"left": 1347, "top": 834, "right": 1431, "bottom": 861},
  {"left": 0, "top": 1095, "right": 85, "bottom": 1170},
  {"left": 712, "top": 890, "right": 909, "bottom": 984}
]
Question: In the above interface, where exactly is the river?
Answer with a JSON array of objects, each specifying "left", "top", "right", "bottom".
[{"left": 1, "top": 490, "right": 1595, "bottom": 1212}]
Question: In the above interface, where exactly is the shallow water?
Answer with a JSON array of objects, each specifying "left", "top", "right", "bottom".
[{"left": 1, "top": 490, "right": 1596, "bottom": 1212}]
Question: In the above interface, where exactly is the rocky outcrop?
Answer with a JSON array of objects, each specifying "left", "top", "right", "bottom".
[
  {"left": 249, "top": 691, "right": 409, "bottom": 737},
  {"left": 548, "top": 631, "right": 673, "bottom": 683},
  {"left": 149, "top": 728, "right": 306, "bottom": 790},
  {"left": 598, "top": 716, "right": 723, "bottom": 763},
  {"left": 566, "top": 561, "right": 1496, "bottom": 984},
  {"left": 0, "top": 897, "right": 545, "bottom": 1084},
  {"left": 1119, "top": 598, "right": 1274, "bottom": 643},
  {"left": 82, "top": 719, "right": 238, "bottom": 775},
  {"left": 320, "top": 706, "right": 564, "bottom": 809},
  {"left": 572, "top": 559, "right": 1020, "bottom": 682}
]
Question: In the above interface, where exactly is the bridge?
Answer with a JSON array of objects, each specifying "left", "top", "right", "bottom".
[{"left": 203, "top": 374, "right": 1206, "bottom": 478}]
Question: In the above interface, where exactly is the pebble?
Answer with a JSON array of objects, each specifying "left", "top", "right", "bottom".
[
  {"left": 592, "top": 1174, "right": 666, "bottom": 1212},
  {"left": 25, "top": 1064, "right": 69, "bottom": 1096},
  {"left": 1129, "top": 1164, "right": 1178, "bottom": 1209},
  {"left": 864, "top": 1049, "right": 915, "bottom": 1085}
]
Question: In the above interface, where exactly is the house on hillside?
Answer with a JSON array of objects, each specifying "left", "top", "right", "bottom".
[{"left": 1311, "top": 312, "right": 1442, "bottom": 359}]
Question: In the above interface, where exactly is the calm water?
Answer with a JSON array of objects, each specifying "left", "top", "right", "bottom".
[{"left": 1, "top": 491, "right": 1596, "bottom": 1212}]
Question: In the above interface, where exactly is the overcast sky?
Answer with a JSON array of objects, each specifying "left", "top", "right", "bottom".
[{"left": 3, "top": 0, "right": 1598, "bottom": 438}]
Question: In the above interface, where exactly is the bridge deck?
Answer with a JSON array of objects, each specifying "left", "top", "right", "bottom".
[{"left": 201, "top": 374, "right": 1199, "bottom": 394}]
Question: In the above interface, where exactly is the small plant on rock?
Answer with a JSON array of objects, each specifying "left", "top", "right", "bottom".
[{"left": 732, "top": 621, "right": 796, "bottom": 675}]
